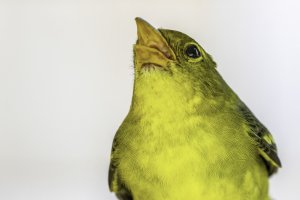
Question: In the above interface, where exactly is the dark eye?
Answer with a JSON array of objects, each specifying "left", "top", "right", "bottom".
[{"left": 185, "top": 44, "right": 201, "bottom": 58}]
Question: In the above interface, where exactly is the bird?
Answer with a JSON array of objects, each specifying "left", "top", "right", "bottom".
[{"left": 108, "top": 17, "right": 281, "bottom": 200}]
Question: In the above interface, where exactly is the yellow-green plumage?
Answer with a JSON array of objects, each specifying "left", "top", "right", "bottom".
[{"left": 108, "top": 18, "right": 281, "bottom": 200}]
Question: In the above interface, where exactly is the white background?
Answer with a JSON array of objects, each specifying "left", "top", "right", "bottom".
[{"left": 0, "top": 0, "right": 299, "bottom": 199}]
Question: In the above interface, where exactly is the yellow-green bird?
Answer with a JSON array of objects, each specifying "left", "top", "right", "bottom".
[{"left": 108, "top": 18, "right": 281, "bottom": 200}]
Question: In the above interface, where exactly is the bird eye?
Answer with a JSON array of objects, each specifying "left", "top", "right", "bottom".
[{"left": 185, "top": 44, "right": 201, "bottom": 59}]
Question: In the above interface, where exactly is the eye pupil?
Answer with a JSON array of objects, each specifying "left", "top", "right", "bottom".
[{"left": 185, "top": 45, "right": 201, "bottom": 58}]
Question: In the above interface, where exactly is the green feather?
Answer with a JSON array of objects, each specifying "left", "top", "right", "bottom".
[{"left": 108, "top": 18, "right": 281, "bottom": 200}]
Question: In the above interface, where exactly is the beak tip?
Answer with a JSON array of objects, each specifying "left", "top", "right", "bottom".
[
  {"left": 135, "top": 17, "right": 145, "bottom": 23},
  {"left": 135, "top": 17, "right": 153, "bottom": 29},
  {"left": 135, "top": 17, "right": 143, "bottom": 27}
]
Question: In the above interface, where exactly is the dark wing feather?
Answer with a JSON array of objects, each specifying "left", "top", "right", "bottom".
[
  {"left": 239, "top": 102, "right": 281, "bottom": 175},
  {"left": 108, "top": 137, "right": 133, "bottom": 200}
]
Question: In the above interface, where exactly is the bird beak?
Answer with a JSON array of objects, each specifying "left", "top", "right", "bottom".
[{"left": 134, "top": 17, "right": 176, "bottom": 71}]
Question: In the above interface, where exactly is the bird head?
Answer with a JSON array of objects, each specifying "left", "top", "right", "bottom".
[{"left": 131, "top": 18, "right": 231, "bottom": 115}]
